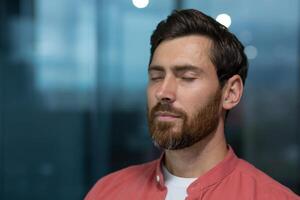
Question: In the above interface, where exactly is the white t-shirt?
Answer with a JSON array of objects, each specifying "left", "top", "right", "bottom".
[{"left": 162, "top": 165, "right": 197, "bottom": 200}]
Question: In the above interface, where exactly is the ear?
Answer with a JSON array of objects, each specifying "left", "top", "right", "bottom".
[{"left": 222, "top": 75, "right": 244, "bottom": 110}]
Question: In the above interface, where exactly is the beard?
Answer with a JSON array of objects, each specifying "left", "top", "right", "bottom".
[{"left": 147, "top": 89, "right": 222, "bottom": 150}]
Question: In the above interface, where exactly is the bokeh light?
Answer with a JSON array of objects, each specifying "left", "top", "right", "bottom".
[
  {"left": 216, "top": 13, "right": 232, "bottom": 28},
  {"left": 244, "top": 45, "right": 258, "bottom": 59},
  {"left": 132, "top": 0, "right": 149, "bottom": 9}
]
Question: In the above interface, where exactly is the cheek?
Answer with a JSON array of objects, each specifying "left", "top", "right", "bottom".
[
  {"left": 147, "top": 87, "right": 156, "bottom": 108},
  {"left": 177, "top": 90, "right": 206, "bottom": 115}
]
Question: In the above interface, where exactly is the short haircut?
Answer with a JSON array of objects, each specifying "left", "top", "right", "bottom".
[{"left": 150, "top": 9, "right": 248, "bottom": 87}]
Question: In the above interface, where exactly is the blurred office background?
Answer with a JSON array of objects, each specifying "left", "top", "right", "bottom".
[{"left": 0, "top": 0, "right": 299, "bottom": 199}]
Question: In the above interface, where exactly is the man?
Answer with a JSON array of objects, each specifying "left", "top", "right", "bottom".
[{"left": 85, "top": 9, "right": 299, "bottom": 200}]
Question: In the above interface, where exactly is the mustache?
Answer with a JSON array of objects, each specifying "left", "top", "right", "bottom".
[{"left": 150, "top": 102, "right": 186, "bottom": 118}]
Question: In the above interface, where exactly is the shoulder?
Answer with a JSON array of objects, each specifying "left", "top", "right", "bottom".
[
  {"left": 234, "top": 159, "right": 299, "bottom": 200},
  {"left": 84, "top": 159, "right": 158, "bottom": 200},
  {"left": 98, "top": 159, "right": 157, "bottom": 184}
]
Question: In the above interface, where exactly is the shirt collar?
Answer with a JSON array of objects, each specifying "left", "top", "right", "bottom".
[
  {"left": 155, "top": 153, "right": 166, "bottom": 188},
  {"left": 154, "top": 146, "right": 239, "bottom": 190}
]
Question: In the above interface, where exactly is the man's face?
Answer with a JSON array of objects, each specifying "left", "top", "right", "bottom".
[{"left": 147, "top": 35, "right": 223, "bottom": 150}]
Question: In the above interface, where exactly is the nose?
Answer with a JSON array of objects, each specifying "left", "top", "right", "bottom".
[{"left": 155, "top": 77, "right": 177, "bottom": 103}]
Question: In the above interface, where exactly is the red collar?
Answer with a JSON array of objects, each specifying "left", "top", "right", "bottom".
[{"left": 154, "top": 146, "right": 239, "bottom": 190}]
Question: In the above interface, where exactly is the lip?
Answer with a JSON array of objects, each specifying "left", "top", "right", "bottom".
[
  {"left": 155, "top": 112, "right": 181, "bottom": 117},
  {"left": 155, "top": 112, "right": 181, "bottom": 121}
]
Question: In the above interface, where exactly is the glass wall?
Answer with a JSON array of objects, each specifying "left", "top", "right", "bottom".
[
  {"left": 1, "top": 0, "right": 95, "bottom": 199},
  {"left": 0, "top": 0, "right": 299, "bottom": 199},
  {"left": 183, "top": 0, "right": 300, "bottom": 192}
]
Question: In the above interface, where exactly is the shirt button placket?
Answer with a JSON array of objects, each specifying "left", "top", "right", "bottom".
[{"left": 156, "top": 175, "right": 160, "bottom": 183}]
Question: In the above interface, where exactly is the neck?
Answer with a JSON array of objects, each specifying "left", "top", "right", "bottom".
[{"left": 163, "top": 121, "right": 228, "bottom": 178}]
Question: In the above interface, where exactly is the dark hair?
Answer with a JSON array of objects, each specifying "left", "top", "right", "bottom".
[{"left": 150, "top": 9, "right": 248, "bottom": 87}]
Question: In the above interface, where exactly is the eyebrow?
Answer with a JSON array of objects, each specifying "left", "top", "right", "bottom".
[
  {"left": 148, "top": 65, "right": 164, "bottom": 72},
  {"left": 148, "top": 64, "right": 204, "bottom": 75}
]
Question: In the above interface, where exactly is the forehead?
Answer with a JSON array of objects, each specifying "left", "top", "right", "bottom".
[{"left": 150, "top": 35, "right": 214, "bottom": 71}]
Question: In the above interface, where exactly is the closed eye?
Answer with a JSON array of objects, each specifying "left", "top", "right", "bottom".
[
  {"left": 149, "top": 75, "right": 164, "bottom": 81},
  {"left": 148, "top": 70, "right": 165, "bottom": 81},
  {"left": 181, "top": 77, "right": 197, "bottom": 82},
  {"left": 150, "top": 77, "right": 163, "bottom": 81}
]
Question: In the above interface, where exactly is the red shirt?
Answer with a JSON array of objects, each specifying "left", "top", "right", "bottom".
[{"left": 85, "top": 147, "right": 299, "bottom": 200}]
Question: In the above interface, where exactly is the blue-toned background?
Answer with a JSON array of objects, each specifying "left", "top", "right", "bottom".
[{"left": 0, "top": 0, "right": 299, "bottom": 199}]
